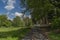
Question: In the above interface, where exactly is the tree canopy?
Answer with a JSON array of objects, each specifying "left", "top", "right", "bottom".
[{"left": 21, "top": 0, "right": 60, "bottom": 29}]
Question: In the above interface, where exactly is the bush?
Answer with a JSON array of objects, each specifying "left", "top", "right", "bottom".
[{"left": 51, "top": 17, "right": 60, "bottom": 29}]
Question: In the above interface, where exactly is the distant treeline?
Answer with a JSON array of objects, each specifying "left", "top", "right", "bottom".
[{"left": 0, "top": 15, "right": 33, "bottom": 27}]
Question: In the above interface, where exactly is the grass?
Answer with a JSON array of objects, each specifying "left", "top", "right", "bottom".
[
  {"left": 0, "top": 27, "right": 30, "bottom": 40},
  {"left": 0, "top": 37, "right": 18, "bottom": 40},
  {"left": 48, "top": 32, "right": 60, "bottom": 40},
  {"left": 0, "top": 27, "right": 26, "bottom": 32}
]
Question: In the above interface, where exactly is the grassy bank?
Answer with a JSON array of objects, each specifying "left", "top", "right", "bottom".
[
  {"left": 48, "top": 32, "right": 60, "bottom": 40},
  {"left": 0, "top": 37, "right": 18, "bottom": 40},
  {"left": 0, "top": 27, "right": 30, "bottom": 40},
  {"left": 0, "top": 27, "right": 27, "bottom": 32}
]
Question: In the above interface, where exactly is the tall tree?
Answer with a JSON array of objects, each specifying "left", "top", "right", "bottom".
[
  {"left": 50, "top": 0, "right": 60, "bottom": 8},
  {"left": 50, "top": 0, "right": 60, "bottom": 17},
  {"left": 21, "top": 0, "right": 54, "bottom": 24},
  {"left": 13, "top": 16, "right": 25, "bottom": 27},
  {"left": 23, "top": 17, "right": 33, "bottom": 27},
  {"left": 0, "top": 15, "right": 12, "bottom": 27}
]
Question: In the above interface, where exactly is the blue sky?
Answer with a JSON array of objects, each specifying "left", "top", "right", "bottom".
[{"left": 0, "top": 0, "right": 31, "bottom": 20}]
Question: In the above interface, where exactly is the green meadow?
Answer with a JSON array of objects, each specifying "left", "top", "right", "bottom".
[{"left": 0, "top": 27, "right": 30, "bottom": 40}]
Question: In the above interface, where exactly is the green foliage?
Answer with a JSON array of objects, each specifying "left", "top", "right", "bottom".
[
  {"left": 2, "top": 20, "right": 12, "bottom": 27},
  {"left": 28, "top": 19, "right": 33, "bottom": 27},
  {"left": 0, "top": 27, "right": 30, "bottom": 40},
  {"left": 24, "top": 0, "right": 55, "bottom": 24},
  {"left": 51, "top": 17, "right": 60, "bottom": 29},
  {"left": 0, "top": 15, "right": 7, "bottom": 27},
  {"left": 0, "top": 15, "right": 12, "bottom": 27},
  {"left": 48, "top": 32, "right": 60, "bottom": 40},
  {"left": 23, "top": 17, "right": 33, "bottom": 28},
  {"left": 50, "top": 0, "right": 60, "bottom": 8},
  {"left": 13, "top": 16, "right": 25, "bottom": 27},
  {"left": 0, "top": 14, "right": 33, "bottom": 27}
]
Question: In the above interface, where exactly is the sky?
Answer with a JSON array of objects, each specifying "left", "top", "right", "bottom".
[{"left": 0, "top": 0, "right": 31, "bottom": 20}]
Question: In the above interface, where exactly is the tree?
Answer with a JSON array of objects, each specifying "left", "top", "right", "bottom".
[
  {"left": 0, "top": 15, "right": 12, "bottom": 27},
  {"left": 50, "top": 0, "right": 60, "bottom": 8},
  {"left": 13, "top": 16, "right": 25, "bottom": 27},
  {"left": 2, "top": 20, "right": 12, "bottom": 27},
  {"left": 0, "top": 15, "right": 7, "bottom": 27},
  {"left": 23, "top": 17, "right": 33, "bottom": 28},
  {"left": 21, "top": 0, "right": 54, "bottom": 24},
  {"left": 50, "top": 0, "right": 60, "bottom": 17},
  {"left": 51, "top": 17, "right": 60, "bottom": 29}
]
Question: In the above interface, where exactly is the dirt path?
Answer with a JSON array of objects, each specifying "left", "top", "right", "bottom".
[{"left": 21, "top": 27, "right": 49, "bottom": 40}]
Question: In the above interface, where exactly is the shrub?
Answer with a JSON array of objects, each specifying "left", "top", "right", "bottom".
[{"left": 51, "top": 17, "right": 60, "bottom": 29}]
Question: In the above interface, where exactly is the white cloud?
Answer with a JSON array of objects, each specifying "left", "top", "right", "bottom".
[
  {"left": 7, "top": 17, "right": 13, "bottom": 21},
  {"left": 28, "top": 15, "right": 31, "bottom": 19},
  {"left": 15, "top": 12, "right": 23, "bottom": 17},
  {"left": 5, "top": 5, "right": 14, "bottom": 10},
  {"left": 15, "top": 12, "right": 31, "bottom": 19},
  {"left": 4, "top": 0, "right": 16, "bottom": 11}
]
